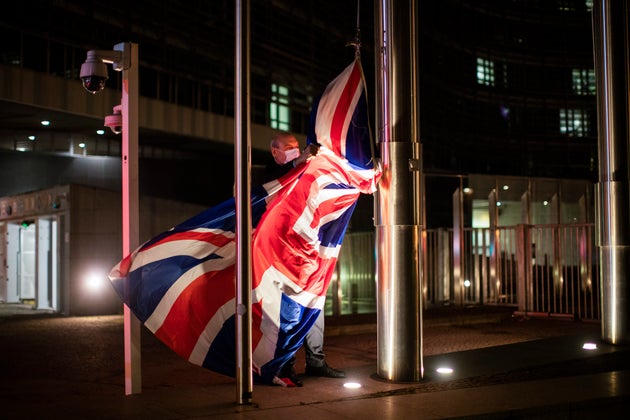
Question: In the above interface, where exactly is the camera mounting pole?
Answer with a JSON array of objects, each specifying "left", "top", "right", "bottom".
[
  {"left": 117, "top": 42, "right": 141, "bottom": 396},
  {"left": 85, "top": 49, "right": 124, "bottom": 67},
  {"left": 82, "top": 42, "right": 142, "bottom": 395}
]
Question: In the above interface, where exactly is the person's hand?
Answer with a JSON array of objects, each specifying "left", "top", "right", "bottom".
[
  {"left": 294, "top": 144, "right": 319, "bottom": 166},
  {"left": 305, "top": 143, "right": 319, "bottom": 156}
]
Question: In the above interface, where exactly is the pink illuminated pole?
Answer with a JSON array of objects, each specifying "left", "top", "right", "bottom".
[
  {"left": 81, "top": 42, "right": 141, "bottom": 395},
  {"left": 118, "top": 42, "right": 141, "bottom": 395}
]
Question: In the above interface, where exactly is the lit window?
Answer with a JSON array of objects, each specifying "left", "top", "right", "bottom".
[
  {"left": 270, "top": 83, "right": 290, "bottom": 131},
  {"left": 560, "top": 108, "right": 590, "bottom": 137},
  {"left": 476, "top": 58, "right": 495, "bottom": 86},
  {"left": 572, "top": 69, "right": 595, "bottom": 95}
]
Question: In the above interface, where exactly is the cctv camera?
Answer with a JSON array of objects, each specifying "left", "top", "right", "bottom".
[
  {"left": 104, "top": 105, "right": 123, "bottom": 134},
  {"left": 80, "top": 53, "right": 109, "bottom": 94}
]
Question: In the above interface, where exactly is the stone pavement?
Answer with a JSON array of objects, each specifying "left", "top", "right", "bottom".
[{"left": 0, "top": 304, "right": 628, "bottom": 419}]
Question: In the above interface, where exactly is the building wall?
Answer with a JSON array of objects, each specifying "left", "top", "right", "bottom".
[
  {"left": 0, "top": 63, "right": 289, "bottom": 155},
  {"left": 1, "top": 184, "right": 207, "bottom": 315}
]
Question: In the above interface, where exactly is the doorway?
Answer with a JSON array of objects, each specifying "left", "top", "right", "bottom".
[{"left": 1, "top": 218, "right": 59, "bottom": 310}]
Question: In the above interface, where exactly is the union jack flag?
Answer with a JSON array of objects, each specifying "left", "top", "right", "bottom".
[{"left": 108, "top": 57, "right": 380, "bottom": 385}]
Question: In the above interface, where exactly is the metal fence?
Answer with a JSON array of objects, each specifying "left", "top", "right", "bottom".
[{"left": 330, "top": 224, "right": 600, "bottom": 321}]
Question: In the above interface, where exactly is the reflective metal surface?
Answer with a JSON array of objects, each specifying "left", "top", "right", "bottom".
[
  {"left": 374, "top": 0, "right": 423, "bottom": 382},
  {"left": 375, "top": 224, "right": 422, "bottom": 381},
  {"left": 592, "top": 0, "right": 630, "bottom": 345},
  {"left": 235, "top": 0, "right": 254, "bottom": 403},
  {"left": 600, "top": 245, "right": 630, "bottom": 344}
]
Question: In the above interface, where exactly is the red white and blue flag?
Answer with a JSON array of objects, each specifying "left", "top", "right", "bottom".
[
  {"left": 108, "top": 58, "right": 380, "bottom": 385},
  {"left": 308, "top": 57, "right": 374, "bottom": 170}
]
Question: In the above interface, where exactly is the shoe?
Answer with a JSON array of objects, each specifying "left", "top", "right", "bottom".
[
  {"left": 279, "top": 366, "right": 303, "bottom": 387},
  {"left": 304, "top": 363, "right": 346, "bottom": 378},
  {"left": 274, "top": 375, "right": 303, "bottom": 387}
]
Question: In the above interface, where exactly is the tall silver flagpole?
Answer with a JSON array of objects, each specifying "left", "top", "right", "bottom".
[
  {"left": 374, "top": 0, "right": 423, "bottom": 382},
  {"left": 235, "top": 0, "right": 254, "bottom": 404},
  {"left": 592, "top": 0, "right": 630, "bottom": 345}
]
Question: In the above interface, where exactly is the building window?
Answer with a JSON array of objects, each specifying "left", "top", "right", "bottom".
[
  {"left": 270, "top": 83, "right": 290, "bottom": 130},
  {"left": 560, "top": 108, "right": 590, "bottom": 137},
  {"left": 572, "top": 69, "right": 595, "bottom": 95},
  {"left": 585, "top": 0, "right": 593, "bottom": 11},
  {"left": 476, "top": 58, "right": 495, "bottom": 86},
  {"left": 499, "top": 62, "right": 508, "bottom": 88}
]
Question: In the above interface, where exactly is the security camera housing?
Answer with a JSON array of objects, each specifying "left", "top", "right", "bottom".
[
  {"left": 104, "top": 105, "right": 123, "bottom": 134},
  {"left": 79, "top": 47, "right": 126, "bottom": 94},
  {"left": 80, "top": 56, "right": 109, "bottom": 94}
]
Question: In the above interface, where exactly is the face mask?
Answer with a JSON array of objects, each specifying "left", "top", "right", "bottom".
[{"left": 279, "top": 147, "right": 300, "bottom": 164}]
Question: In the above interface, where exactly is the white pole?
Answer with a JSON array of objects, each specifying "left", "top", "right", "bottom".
[{"left": 119, "top": 42, "right": 142, "bottom": 395}]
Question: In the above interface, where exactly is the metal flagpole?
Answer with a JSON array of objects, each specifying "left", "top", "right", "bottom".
[
  {"left": 374, "top": 0, "right": 423, "bottom": 382},
  {"left": 235, "top": 0, "right": 254, "bottom": 404},
  {"left": 592, "top": 0, "right": 630, "bottom": 345}
]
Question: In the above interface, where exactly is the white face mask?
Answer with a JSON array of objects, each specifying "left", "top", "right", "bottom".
[{"left": 279, "top": 147, "right": 300, "bottom": 164}]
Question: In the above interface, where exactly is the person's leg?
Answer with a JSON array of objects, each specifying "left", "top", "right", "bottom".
[
  {"left": 303, "top": 310, "right": 345, "bottom": 378},
  {"left": 279, "top": 355, "right": 303, "bottom": 387},
  {"left": 304, "top": 310, "right": 326, "bottom": 368}
]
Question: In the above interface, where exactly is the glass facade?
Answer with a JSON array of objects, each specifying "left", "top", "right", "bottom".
[{"left": 420, "top": 0, "right": 596, "bottom": 180}]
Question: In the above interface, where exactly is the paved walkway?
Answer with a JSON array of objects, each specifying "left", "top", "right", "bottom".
[{"left": 1, "top": 304, "right": 628, "bottom": 419}]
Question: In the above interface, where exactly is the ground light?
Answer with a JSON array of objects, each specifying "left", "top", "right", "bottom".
[
  {"left": 583, "top": 342, "right": 598, "bottom": 350},
  {"left": 343, "top": 382, "right": 362, "bottom": 389},
  {"left": 436, "top": 367, "right": 454, "bottom": 374}
]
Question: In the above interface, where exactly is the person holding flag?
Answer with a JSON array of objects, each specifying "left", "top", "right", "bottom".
[{"left": 262, "top": 130, "right": 346, "bottom": 387}]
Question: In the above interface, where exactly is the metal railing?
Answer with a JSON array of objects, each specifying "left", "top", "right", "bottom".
[
  {"left": 525, "top": 224, "right": 599, "bottom": 320},
  {"left": 330, "top": 224, "right": 600, "bottom": 321}
]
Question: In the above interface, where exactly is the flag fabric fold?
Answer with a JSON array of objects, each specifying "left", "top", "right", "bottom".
[{"left": 108, "top": 57, "right": 381, "bottom": 385}]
